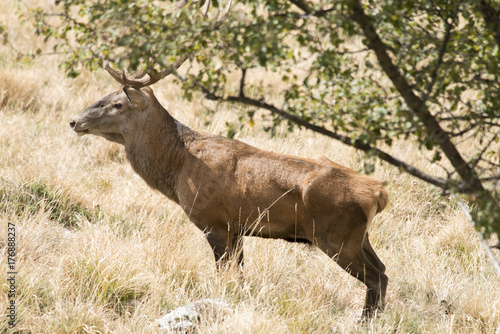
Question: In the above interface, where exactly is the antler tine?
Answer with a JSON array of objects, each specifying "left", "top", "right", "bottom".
[
  {"left": 105, "top": 64, "right": 148, "bottom": 88},
  {"left": 201, "top": 0, "right": 211, "bottom": 17},
  {"left": 135, "top": 53, "right": 191, "bottom": 86},
  {"left": 105, "top": 64, "right": 160, "bottom": 88},
  {"left": 106, "top": 64, "right": 128, "bottom": 85},
  {"left": 212, "top": 0, "right": 232, "bottom": 28},
  {"left": 222, "top": 0, "right": 232, "bottom": 20},
  {"left": 106, "top": 55, "right": 190, "bottom": 88},
  {"left": 176, "top": 0, "right": 212, "bottom": 15}
]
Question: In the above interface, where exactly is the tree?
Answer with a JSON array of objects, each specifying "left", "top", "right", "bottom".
[{"left": 23, "top": 0, "right": 499, "bottom": 246}]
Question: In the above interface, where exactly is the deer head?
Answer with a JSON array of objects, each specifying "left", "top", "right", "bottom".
[{"left": 69, "top": 87, "right": 154, "bottom": 145}]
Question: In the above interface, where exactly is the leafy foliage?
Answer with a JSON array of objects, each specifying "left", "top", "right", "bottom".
[{"left": 22, "top": 0, "right": 500, "bottom": 237}]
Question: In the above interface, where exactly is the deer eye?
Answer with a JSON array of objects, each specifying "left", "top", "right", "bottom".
[{"left": 113, "top": 103, "right": 122, "bottom": 109}]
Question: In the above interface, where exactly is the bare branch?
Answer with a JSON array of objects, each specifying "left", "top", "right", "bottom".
[{"left": 449, "top": 123, "right": 480, "bottom": 138}]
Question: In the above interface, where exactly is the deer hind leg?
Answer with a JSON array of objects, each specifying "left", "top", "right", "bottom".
[
  {"left": 337, "top": 244, "right": 387, "bottom": 318},
  {"left": 360, "top": 233, "right": 387, "bottom": 318},
  {"left": 205, "top": 228, "right": 243, "bottom": 270},
  {"left": 317, "top": 231, "right": 387, "bottom": 319}
]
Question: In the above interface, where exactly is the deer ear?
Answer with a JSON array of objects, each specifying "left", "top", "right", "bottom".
[{"left": 123, "top": 86, "right": 149, "bottom": 108}]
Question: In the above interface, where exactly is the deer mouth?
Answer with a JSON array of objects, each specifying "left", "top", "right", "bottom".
[{"left": 73, "top": 127, "right": 90, "bottom": 136}]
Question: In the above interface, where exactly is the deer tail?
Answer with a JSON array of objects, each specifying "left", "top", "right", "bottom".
[{"left": 376, "top": 186, "right": 389, "bottom": 213}]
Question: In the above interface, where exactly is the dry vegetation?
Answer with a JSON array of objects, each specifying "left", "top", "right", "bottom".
[{"left": 1, "top": 1, "right": 500, "bottom": 333}]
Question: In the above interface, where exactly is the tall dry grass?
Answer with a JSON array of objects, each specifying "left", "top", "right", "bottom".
[{"left": 1, "top": 0, "right": 500, "bottom": 333}]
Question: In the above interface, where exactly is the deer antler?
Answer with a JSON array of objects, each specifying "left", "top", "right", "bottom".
[
  {"left": 105, "top": 55, "right": 189, "bottom": 88},
  {"left": 106, "top": 0, "right": 232, "bottom": 88}
]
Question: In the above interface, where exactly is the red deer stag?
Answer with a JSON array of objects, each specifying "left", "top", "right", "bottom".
[{"left": 69, "top": 1, "right": 388, "bottom": 320}]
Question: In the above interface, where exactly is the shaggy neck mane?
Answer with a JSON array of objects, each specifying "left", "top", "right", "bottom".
[{"left": 124, "top": 94, "right": 198, "bottom": 203}]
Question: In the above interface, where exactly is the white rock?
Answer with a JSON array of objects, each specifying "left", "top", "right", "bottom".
[{"left": 158, "top": 298, "right": 232, "bottom": 332}]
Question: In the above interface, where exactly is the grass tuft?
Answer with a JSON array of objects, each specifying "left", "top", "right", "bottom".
[{"left": 0, "top": 178, "right": 98, "bottom": 227}]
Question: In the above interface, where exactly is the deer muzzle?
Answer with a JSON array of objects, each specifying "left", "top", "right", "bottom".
[{"left": 69, "top": 119, "right": 89, "bottom": 135}]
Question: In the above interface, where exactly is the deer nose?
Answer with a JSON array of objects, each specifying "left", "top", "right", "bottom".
[{"left": 69, "top": 120, "right": 76, "bottom": 129}]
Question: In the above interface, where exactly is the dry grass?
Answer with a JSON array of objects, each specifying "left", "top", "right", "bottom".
[{"left": 1, "top": 1, "right": 500, "bottom": 333}]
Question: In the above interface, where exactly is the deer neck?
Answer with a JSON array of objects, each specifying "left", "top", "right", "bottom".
[{"left": 123, "top": 106, "right": 191, "bottom": 203}]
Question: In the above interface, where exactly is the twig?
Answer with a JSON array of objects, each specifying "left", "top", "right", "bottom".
[
  {"left": 480, "top": 174, "right": 500, "bottom": 182},
  {"left": 470, "top": 130, "right": 500, "bottom": 170},
  {"left": 424, "top": 11, "right": 457, "bottom": 101},
  {"left": 239, "top": 67, "right": 246, "bottom": 98}
]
